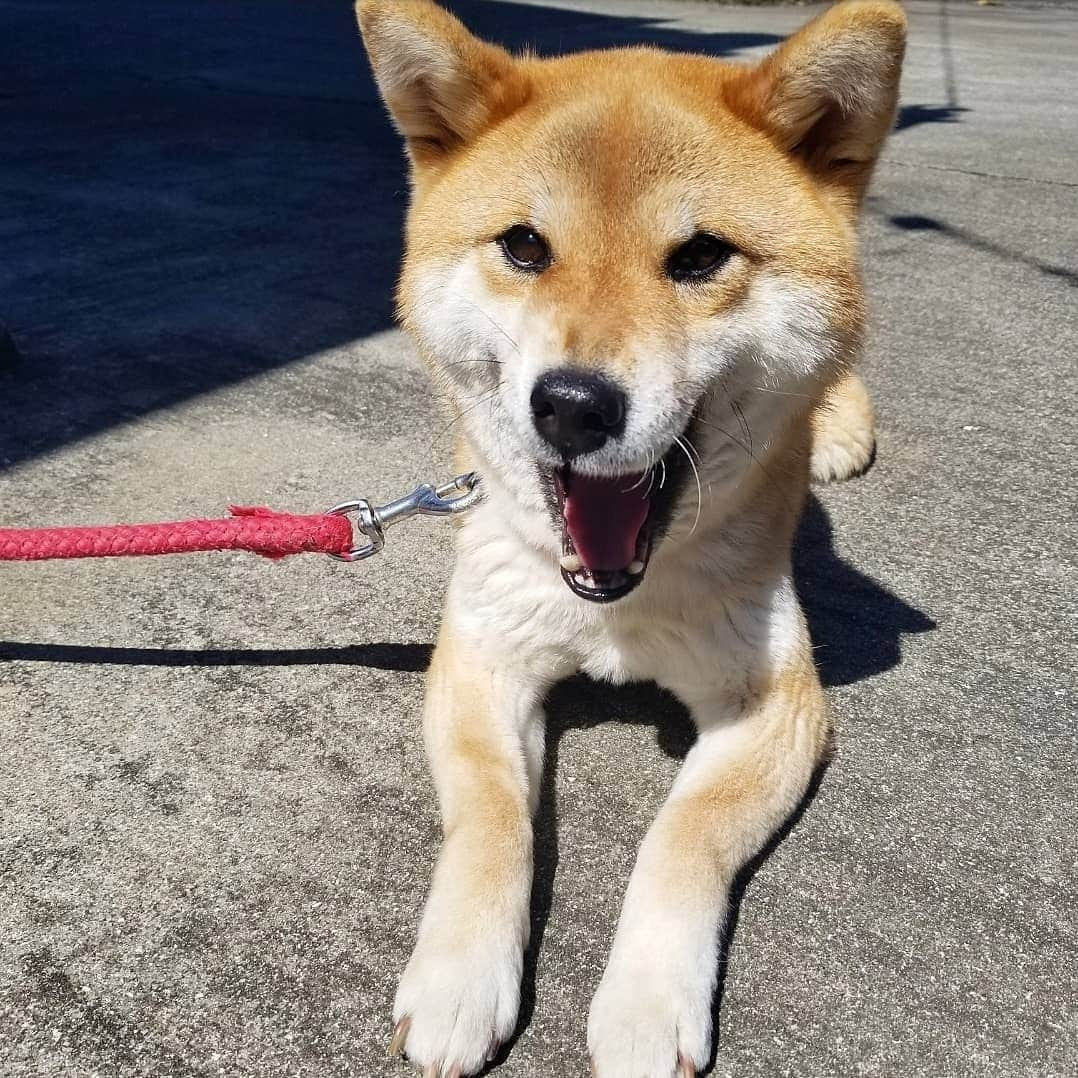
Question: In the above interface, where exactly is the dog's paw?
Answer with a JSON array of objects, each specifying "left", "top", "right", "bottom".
[
  {"left": 587, "top": 959, "right": 710, "bottom": 1078},
  {"left": 389, "top": 928, "right": 522, "bottom": 1076},
  {"left": 810, "top": 372, "right": 877, "bottom": 484},
  {"left": 810, "top": 423, "right": 876, "bottom": 484}
]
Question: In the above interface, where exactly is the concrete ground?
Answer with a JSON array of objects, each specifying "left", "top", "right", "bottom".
[{"left": 1, "top": 1, "right": 1075, "bottom": 1075}]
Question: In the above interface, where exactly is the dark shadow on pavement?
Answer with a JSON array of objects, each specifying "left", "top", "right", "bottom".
[
  {"left": 895, "top": 103, "right": 969, "bottom": 131},
  {"left": 0, "top": 640, "right": 432, "bottom": 671},
  {"left": 894, "top": 0, "right": 968, "bottom": 134},
  {"left": 452, "top": 0, "right": 780, "bottom": 55},
  {"left": 881, "top": 211, "right": 1078, "bottom": 286},
  {"left": 794, "top": 494, "right": 937, "bottom": 688},
  {"left": 511, "top": 674, "right": 696, "bottom": 1060},
  {"left": 708, "top": 756, "right": 831, "bottom": 1067}
]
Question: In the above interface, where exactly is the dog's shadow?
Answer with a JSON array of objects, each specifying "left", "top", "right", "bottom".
[{"left": 507, "top": 492, "right": 936, "bottom": 1068}]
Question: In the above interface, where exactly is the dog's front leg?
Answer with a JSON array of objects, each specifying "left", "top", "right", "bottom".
[
  {"left": 587, "top": 656, "right": 830, "bottom": 1078},
  {"left": 391, "top": 615, "right": 553, "bottom": 1076}
]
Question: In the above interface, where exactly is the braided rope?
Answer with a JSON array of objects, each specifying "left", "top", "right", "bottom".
[{"left": 0, "top": 505, "right": 353, "bottom": 562}]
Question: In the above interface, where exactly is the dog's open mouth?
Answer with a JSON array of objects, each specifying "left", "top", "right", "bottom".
[
  {"left": 541, "top": 424, "right": 695, "bottom": 603},
  {"left": 552, "top": 469, "right": 651, "bottom": 602}
]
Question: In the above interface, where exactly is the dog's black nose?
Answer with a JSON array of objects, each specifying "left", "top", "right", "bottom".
[{"left": 530, "top": 369, "right": 627, "bottom": 460}]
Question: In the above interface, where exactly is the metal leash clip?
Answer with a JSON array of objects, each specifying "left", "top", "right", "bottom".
[{"left": 324, "top": 472, "right": 482, "bottom": 562}]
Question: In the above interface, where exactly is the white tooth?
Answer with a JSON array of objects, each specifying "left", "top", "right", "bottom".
[
  {"left": 559, "top": 553, "right": 583, "bottom": 572},
  {"left": 627, "top": 560, "right": 645, "bottom": 575}
]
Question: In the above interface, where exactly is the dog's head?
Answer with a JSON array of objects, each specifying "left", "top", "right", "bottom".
[{"left": 358, "top": 0, "right": 905, "bottom": 602}]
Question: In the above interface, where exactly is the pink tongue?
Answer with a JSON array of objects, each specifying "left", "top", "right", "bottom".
[{"left": 563, "top": 473, "right": 649, "bottom": 572}]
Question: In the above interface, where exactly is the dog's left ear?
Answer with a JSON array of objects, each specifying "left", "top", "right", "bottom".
[
  {"left": 729, "top": 0, "right": 907, "bottom": 210},
  {"left": 356, "top": 1, "right": 525, "bottom": 170}
]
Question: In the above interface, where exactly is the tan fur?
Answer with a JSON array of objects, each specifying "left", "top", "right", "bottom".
[
  {"left": 357, "top": 2, "right": 906, "bottom": 1073},
  {"left": 812, "top": 370, "right": 878, "bottom": 482},
  {"left": 421, "top": 627, "right": 533, "bottom": 902}
]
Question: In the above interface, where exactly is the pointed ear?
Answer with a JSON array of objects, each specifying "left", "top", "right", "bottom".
[
  {"left": 730, "top": 1, "right": 907, "bottom": 207},
  {"left": 356, "top": 1, "right": 526, "bottom": 163}
]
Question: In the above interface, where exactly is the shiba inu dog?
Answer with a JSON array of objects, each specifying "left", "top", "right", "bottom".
[{"left": 356, "top": 1, "right": 906, "bottom": 1074}]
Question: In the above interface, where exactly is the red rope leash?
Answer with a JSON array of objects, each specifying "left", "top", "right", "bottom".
[
  {"left": 0, "top": 505, "right": 353, "bottom": 563},
  {"left": 0, "top": 473, "right": 481, "bottom": 565}
]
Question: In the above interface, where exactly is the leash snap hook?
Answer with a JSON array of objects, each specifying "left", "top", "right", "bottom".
[
  {"left": 323, "top": 499, "right": 384, "bottom": 562},
  {"left": 325, "top": 472, "right": 481, "bottom": 563}
]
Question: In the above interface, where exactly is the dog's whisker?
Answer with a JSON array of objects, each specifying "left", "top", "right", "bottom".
[
  {"left": 624, "top": 447, "right": 658, "bottom": 493},
  {"left": 693, "top": 415, "right": 800, "bottom": 517},
  {"left": 457, "top": 297, "right": 521, "bottom": 354},
  {"left": 643, "top": 447, "right": 658, "bottom": 498},
  {"left": 729, "top": 398, "right": 753, "bottom": 452},
  {"left": 681, "top": 432, "right": 703, "bottom": 463},
  {"left": 428, "top": 384, "right": 502, "bottom": 451},
  {"left": 746, "top": 385, "right": 816, "bottom": 400},
  {"left": 675, "top": 434, "right": 703, "bottom": 537}
]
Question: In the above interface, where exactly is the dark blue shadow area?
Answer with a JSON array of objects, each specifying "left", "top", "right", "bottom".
[
  {"left": 0, "top": 0, "right": 779, "bottom": 474},
  {"left": 893, "top": 0, "right": 969, "bottom": 135},
  {"left": 895, "top": 103, "right": 969, "bottom": 131},
  {"left": 882, "top": 210, "right": 1078, "bottom": 286},
  {"left": 794, "top": 495, "right": 936, "bottom": 688},
  {"left": 448, "top": 0, "right": 780, "bottom": 54}
]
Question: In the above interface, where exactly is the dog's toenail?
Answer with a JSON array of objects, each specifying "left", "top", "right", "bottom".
[{"left": 388, "top": 1016, "right": 410, "bottom": 1058}]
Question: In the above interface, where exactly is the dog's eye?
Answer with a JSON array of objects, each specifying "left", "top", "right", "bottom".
[
  {"left": 499, "top": 225, "right": 551, "bottom": 272},
  {"left": 666, "top": 232, "right": 734, "bottom": 283}
]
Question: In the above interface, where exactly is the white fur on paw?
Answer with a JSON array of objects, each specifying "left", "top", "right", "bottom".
[
  {"left": 587, "top": 959, "right": 710, "bottom": 1078},
  {"left": 392, "top": 928, "right": 522, "bottom": 1075},
  {"left": 811, "top": 375, "right": 877, "bottom": 484},
  {"left": 810, "top": 425, "right": 876, "bottom": 484}
]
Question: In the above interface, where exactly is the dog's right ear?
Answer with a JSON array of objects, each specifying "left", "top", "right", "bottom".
[{"left": 356, "top": 1, "right": 525, "bottom": 165}]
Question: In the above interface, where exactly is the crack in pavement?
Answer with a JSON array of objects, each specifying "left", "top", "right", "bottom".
[{"left": 882, "top": 156, "right": 1078, "bottom": 189}]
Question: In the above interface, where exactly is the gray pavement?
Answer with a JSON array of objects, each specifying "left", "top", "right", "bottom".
[{"left": 1, "top": 1, "right": 1076, "bottom": 1075}]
